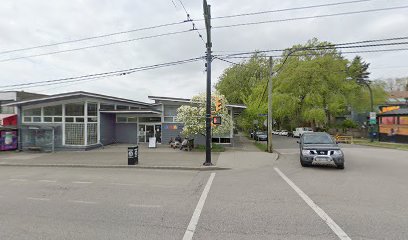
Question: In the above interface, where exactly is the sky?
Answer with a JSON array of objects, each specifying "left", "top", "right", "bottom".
[{"left": 0, "top": 0, "right": 407, "bottom": 103}]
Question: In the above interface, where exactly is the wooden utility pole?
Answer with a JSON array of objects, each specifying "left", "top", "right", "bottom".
[
  {"left": 203, "top": 0, "right": 212, "bottom": 165},
  {"left": 267, "top": 56, "right": 273, "bottom": 153}
]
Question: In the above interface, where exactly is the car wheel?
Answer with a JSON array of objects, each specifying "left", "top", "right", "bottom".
[
  {"left": 336, "top": 163, "right": 345, "bottom": 169},
  {"left": 300, "top": 157, "right": 310, "bottom": 167}
]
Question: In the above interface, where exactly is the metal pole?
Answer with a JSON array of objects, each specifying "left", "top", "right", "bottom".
[
  {"left": 203, "top": 1, "right": 212, "bottom": 166},
  {"left": 366, "top": 82, "right": 374, "bottom": 142},
  {"left": 267, "top": 57, "right": 273, "bottom": 153}
]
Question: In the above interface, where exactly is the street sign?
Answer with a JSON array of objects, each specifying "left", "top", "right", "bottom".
[
  {"left": 369, "top": 119, "right": 376, "bottom": 124},
  {"left": 369, "top": 112, "right": 376, "bottom": 119}
]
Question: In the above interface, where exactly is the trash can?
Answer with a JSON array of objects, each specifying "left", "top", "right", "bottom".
[{"left": 128, "top": 146, "right": 139, "bottom": 165}]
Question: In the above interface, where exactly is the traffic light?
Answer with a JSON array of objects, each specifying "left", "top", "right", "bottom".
[
  {"left": 213, "top": 116, "right": 222, "bottom": 125},
  {"left": 215, "top": 97, "right": 222, "bottom": 112}
]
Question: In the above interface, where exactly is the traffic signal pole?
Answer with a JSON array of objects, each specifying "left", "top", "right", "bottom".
[{"left": 203, "top": 0, "right": 212, "bottom": 166}]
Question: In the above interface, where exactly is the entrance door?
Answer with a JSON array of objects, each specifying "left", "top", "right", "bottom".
[
  {"left": 146, "top": 125, "right": 155, "bottom": 142},
  {"left": 138, "top": 124, "right": 146, "bottom": 143}
]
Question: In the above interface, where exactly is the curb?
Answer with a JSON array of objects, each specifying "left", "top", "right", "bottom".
[{"left": 0, "top": 163, "right": 228, "bottom": 171}]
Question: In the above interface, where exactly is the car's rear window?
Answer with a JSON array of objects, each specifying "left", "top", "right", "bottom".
[{"left": 303, "top": 134, "right": 333, "bottom": 144}]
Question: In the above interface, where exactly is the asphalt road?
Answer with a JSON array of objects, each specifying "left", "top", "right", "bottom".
[{"left": 1, "top": 136, "right": 407, "bottom": 239}]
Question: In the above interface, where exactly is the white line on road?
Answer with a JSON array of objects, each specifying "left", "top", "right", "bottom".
[
  {"left": 27, "top": 197, "right": 50, "bottom": 201},
  {"left": 9, "top": 178, "right": 28, "bottom": 181},
  {"left": 274, "top": 167, "right": 351, "bottom": 240},
  {"left": 38, "top": 180, "right": 57, "bottom": 183},
  {"left": 72, "top": 181, "right": 93, "bottom": 184},
  {"left": 69, "top": 200, "right": 97, "bottom": 204},
  {"left": 128, "top": 204, "right": 162, "bottom": 208},
  {"left": 110, "top": 183, "right": 137, "bottom": 186},
  {"left": 183, "top": 172, "right": 216, "bottom": 240}
]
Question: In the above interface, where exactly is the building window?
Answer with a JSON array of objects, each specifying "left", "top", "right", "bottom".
[
  {"left": 100, "top": 103, "right": 114, "bottom": 111},
  {"left": 128, "top": 117, "right": 137, "bottom": 123},
  {"left": 400, "top": 116, "right": 408, "bottom": 125},
  {"left": 23, "top": 108, "right": 41, "bottom": 122},
  {"left": 44, "top": 105, "right": 62, "bottom": 116},
  {"left": 44, "top": 117, "right": 53, "bottom": 122},
  {"left": 117, "top": 105, "right": 130, "bottom": 110},
  {"left": 88, "top": 117, "right": 98, "bottom": 123},
  {"left": 65, "top": 123, "right": 85, "bottom": 145},
  {"left": 116, "top": 116, "right": 127, "bottom": 123},
  {"left": 139, "top": 117, "right": 161, "bottom": 122},
  {"left": 65, "top": 103, "right": 84, "bottom": 116},
  {"left": 23, "top": 117, "right": 32, "bottom": 122},
  {"left": 87, "top": 103, "right": 98, "bottom": 116},
  {"left": 87, "top": 123, "right": 98, "bottom": 144}
]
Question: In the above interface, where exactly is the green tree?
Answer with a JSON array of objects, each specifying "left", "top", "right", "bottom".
[{"left": 176, "top": 92, "right": 232, "bottom": 137}]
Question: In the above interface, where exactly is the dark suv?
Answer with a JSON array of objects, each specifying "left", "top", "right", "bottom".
[{"left": 298, "top": 132, "right": 345, "bottom": 169}]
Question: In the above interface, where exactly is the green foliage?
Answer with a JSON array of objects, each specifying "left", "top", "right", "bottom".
[
  {"left": 176, "top": 91, "right": 232, "bottom": 137},
  {"left": 216, "top": 38, "right": 387, "bottom": 131},
  {"left": 341, "top": 119, "right": 358, "bottom": 129}
]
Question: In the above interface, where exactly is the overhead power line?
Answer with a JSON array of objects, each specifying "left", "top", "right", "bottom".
[
  {"left": 0, "top": 21, "right": 189, "bottom": 55},
  {"left": 209, "top": 0, "right": 372, "bottom": 20},
  {"left": 175, "top": 0, "right": 206, "bottom": 44},
  {"left": 0, "top": 56, "right": 204, "bottom": 90},
  {"left": 0, "top": 29, "right": 194, "bottom": 63},
  {"left": 209, "top": 5, "right": 408, "bottom": 29}
]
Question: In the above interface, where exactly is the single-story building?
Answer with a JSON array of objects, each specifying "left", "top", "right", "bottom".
[
  {"left": 378, "top": 108, "right": 408, "bottom": 143},
  {"left": 2, "top": 91, "right": 245, "bottom": 151}
]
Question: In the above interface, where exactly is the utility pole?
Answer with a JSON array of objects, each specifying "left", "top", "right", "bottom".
[
  {"left": 267, "top": 56, "right": 273, "bottom": 153},
  {"left": 203, "top": 0, "right": 212, "bottom": 166}
]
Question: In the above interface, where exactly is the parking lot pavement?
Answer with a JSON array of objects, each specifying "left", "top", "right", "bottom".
[{"left": 0, "top": 167, "right": 213, "bottom": 240}]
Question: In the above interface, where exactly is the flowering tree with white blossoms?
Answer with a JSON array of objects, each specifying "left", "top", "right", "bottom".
[{"left": 176, "top": 91, "right": 232, "bottom": 137}]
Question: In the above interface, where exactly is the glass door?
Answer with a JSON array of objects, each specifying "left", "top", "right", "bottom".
[
  {"left": 138, "top": 124, "right": 146, "bottom": 143},
  {"left": 146, "top": 125, "right": 155, "bottom": 141}
]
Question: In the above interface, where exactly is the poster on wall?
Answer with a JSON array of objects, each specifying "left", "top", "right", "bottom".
[{"left": 0, "top": 130, "right": 18, "bottom": 151}]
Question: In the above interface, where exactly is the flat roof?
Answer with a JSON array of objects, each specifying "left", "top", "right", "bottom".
[{"left": 3, "top": 91, "right": 152, "bottom": 107}]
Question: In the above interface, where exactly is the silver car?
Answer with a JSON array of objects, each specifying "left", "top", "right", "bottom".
[{"left": 298, "top": 132, "right": 345, "bottom": 169}]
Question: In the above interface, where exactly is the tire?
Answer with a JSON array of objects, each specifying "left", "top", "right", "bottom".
[
  {"left": 336, "top": 163, "right": 345, "bottom": 169},
  {"left": 300, "top": 157, "right": 310, "bottom": 167}
]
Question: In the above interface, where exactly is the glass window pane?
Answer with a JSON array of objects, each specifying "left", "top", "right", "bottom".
[
  {"left": 65, "top": 117, "right": 74, "bottom": 122},
  {"left": 44, "top": 105, "right": 62, "bottom": 116},
  {"left": 87, "top": 103, "right": 97, "bottom": 116},
  {"left": 130, "top": 106, "right": 140, "bottom": 110},
  {"left": 139, "top": 117, "right": 161, "bottom": 122},
  {"left": 116, "top": 105, "right": 129, "bottom": 110},
  {"left": 44, "top": 117, "right": 53, "bottom": 122},
  {"left": 128, "top": 117, "right": 137, "bottom": 123},
  {"left": 100, "top": 104, "right": 114, "bottom": 110},
  {"left": 23, "top": 117, "right": 32, "bottom": 122},
  {"left": 76, "top": 117, "right": 84, "bottom": 123},
  {"left": 54, "top": 117, "right": 62, "bottom": 122},
  {"left": 23, "top": 108, "right": 41, "bottom": 116},
  {"left": 117, "top": 117, "right": 127, "bottom": 123},
  {"left": 65, "top": 123, "right": 84, "bottom": 145},
  {"left": 164, "top": 106, "right": 178, "bottom": 116},
  {"left": 88, "top": 117, "right": 98, "bottom": 122},
  {"left": 65, "top": 103, "right": 84, "bottom": 116},
  {"left": 33, "top": 117, "right": 41, "bottom": 122},
  {"left": 87, "top": 123, "right": 98, "bottom": 145}
]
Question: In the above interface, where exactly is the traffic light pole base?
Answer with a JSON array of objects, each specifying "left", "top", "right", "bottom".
[{"left": 203, "top": 162, "right": 213, "bottom": 166}]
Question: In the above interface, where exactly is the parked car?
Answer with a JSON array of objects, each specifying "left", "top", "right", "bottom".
[
  {"left": 273, "top": 130, "right": 281, "bottom": 135},
  {"left": 279, "top": 130, "right": 289, "bottom": 136},
  {"left": 298, "top": 132, "right": 344, "bottom": 169},
  {"left": 293, "top": 127, "right": 313, "bottom": 138},
  {"left": 255, "top": 131, "right": 267, "bottom": 141},
  {"left": 287, "top": 131, "right": 294, "bottom": 137}
]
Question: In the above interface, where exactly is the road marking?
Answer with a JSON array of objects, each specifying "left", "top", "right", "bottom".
[
  {"left": 182, "top": 172, "right": 216, "bottom": 240},
  {"left": 38, "top": 180, "right": 57, "bottom": 183},
  {"left": 274, "top": 167, "right": 351, "bottom": 240},
  {"left": 69, "top": 200, "right": 97, "bottom": 204},
  {"left": 128, "top": 204, "right": 162, "bottom": 208},
  {"left": 110, "top": 183, "right": 137, "bottom": 186},
  {"left": 72, "top": 181, "right": 93, "bottom": 184},
  {"left": 27, "top": 197, "right": 50, "bottom": 201},
  {"left": 9, "top": 178, "right": 28, "bottom": 181}
]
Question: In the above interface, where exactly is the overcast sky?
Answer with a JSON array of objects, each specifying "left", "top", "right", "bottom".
[{"left": 1, "top": 0, "right": 407, "bottom": 102}]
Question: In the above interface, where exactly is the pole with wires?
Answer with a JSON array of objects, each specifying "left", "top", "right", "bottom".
[
  {"left": 267, "top": 56, "right": 274, "bottom": 153},
  {"left": 203, "top": 0, "right": 212, "bottom": 166}
]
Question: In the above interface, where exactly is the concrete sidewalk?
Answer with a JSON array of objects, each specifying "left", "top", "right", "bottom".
[{"left": 0, "top": 144, "right": 221, "bottom": 170}]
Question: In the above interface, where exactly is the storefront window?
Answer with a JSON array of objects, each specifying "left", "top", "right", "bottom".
[
  {"left": 139, "top": 117, "right": 161, "bottom": 122},
  {"left": 44, "top": 105, "right": 62, "bottom": 116},
  {"left": 87, "top": 103, "right": 97, "bottom": 116},
  {"left": 381, "top": 117, "right": 395, "bottom": 125},
  {"left": 65, "top": 103, "right": 84, "bottom": 116}
]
